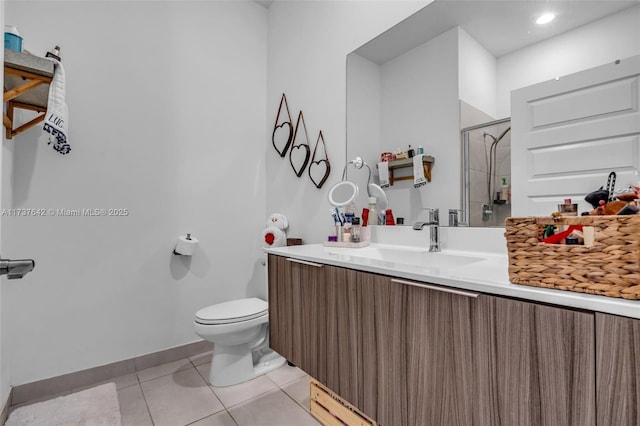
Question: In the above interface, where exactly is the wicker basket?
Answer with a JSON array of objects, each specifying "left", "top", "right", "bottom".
[{"left": 505, "top": 216, "right": 640, "bottom": 300}]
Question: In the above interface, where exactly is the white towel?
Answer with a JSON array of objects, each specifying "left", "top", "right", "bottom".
[
  {"left": 413, "top": 154, "right": 427, "bottom": 188},
  {"left": 378, "top": 161, "right": 390, "bottom": 188},
  {"left": 42, "top": 59, "right": 70, "bottom": 155}
]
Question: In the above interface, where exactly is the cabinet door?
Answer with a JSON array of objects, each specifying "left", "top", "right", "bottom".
[
  {"left": 267, "top": 254, "right": 326, "bottom": 377},
  {"left": 360, "top": 274, "right": 482, "bottom": 426},
  {"left": 323, "top": 265, "right": 360, "bottom": 405},
  {"left": 479, "top": 297, "right": 595, "bottom": 426},
  {"left": 268, "top": 255, "right": 359, "bottom": 401},
  {"left": 596, "top": 313, "right": 640, "bottom": 425},
  {"left": 359, "top": 272, "right": 407, "bottom": 425},
  {"left": 268, "top": 254, "right": 295, "bottom": 361},
  {"left": 403, "top": 280, "right": 481, "bottom": 426}
]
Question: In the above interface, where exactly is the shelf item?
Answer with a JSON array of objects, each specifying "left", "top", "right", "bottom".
[
  {"left": 376, "top": 156, "right": 434, "bottom": 185},
  {"left": 3, "top": 48, "right": 54, "bottom": 139}
]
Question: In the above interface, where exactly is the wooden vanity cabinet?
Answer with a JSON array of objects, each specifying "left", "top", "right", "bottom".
[
  {"left": 596, "top": 313, "right": 640, "bottom": 425},
  {"left": 267, "top": 255, "right": 360, "bottom": 404},
  {"left": 268, "top": 254, "right": 598, "bottom": 426},
  {"left": 478, "top": 297, "right": 596, "bottom": 426}
]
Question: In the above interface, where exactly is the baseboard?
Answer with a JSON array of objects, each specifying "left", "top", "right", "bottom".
[{"left": 11, "top": 340, "right": 213, "bottom": 406}]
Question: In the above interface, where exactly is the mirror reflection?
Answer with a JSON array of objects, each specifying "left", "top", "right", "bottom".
[
  {"left": 346, "top": 0, "right": 640, "bottom": 226},
  {"left": 461, "top": 114, "right": 511, "bottom": 226}
]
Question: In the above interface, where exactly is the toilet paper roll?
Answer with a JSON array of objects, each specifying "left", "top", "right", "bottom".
[{"left": 174, "top": 235, "right": 199, "bottom": 255}]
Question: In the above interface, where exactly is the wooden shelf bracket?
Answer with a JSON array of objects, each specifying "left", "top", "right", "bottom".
[{"left": 3, "top": 49, "right": 54, "bottom": 139}]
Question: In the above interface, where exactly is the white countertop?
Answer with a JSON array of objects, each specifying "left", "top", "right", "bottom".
[{"left": 265, "top": 226, "right": 639, "bottom": 320}]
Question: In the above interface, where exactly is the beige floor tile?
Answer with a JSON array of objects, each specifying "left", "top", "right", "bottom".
[
  {"left": 281, "top": 376, "right": 311, "bottom": 411},
  {"left": 266, "top": 364, "right": 307, "bottom": 387},
  {"left": 211, "top": 373, "right": 279, "bottom": 408},
  {"left": 228, "top": 389, "right": 320, "bottom": 426},
  {"left": 190, "top": 351, "right": 213, "bottom": 367},
  {"left": 196, "top": 363, "right": 211, "bottom": 384},
  {"left": 137, "top": 358, "right": 192, "bottom": 383},
  {"left": 118, "top": 384, "right": 153, "bottom": 426},
  {"left": 190, "top": 410, "right": 238, "bottom": 426},
  {"left": 141, "top": 368, "right": 224, "bottom": 426}
]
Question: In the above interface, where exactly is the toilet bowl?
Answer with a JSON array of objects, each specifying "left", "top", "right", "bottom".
[{"left": 194, "top": 297, "right": 286, "bottom": 387}]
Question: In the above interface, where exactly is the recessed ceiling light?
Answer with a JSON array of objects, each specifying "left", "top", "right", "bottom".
[{"left": 536, "top": 12, "right": 555, "bottom": 25}]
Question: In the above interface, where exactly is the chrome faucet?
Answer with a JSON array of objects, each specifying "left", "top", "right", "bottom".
[
  {"left": 0, "top": 257, "right": 35, "bottom": 279},
  {"left": 412, "top": 208, "right": 440, "bottom": 252}
]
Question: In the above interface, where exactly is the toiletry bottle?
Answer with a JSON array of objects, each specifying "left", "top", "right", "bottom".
[
  {"left": 408, "top": 145, "right": 415, "bottom": 158},
  {"left": 46, "top": 45, "right": 61, "bottom": 61},
  {"left": 499, "top": 176, "right": 509, "bottom": 201},
  {"left": 500, "top": 177, "right": 509, "bottom": 202},
  {"left": 345, "top": 202, "right": 357, "bottom": 224},
  {"left": 558, "top": 198, "right": 578, "bottom": 216},
  {"left": 368, "top": 197, "right": 378, "bottom": 226},
  {"left": 351, "top": 218, "right": 361, "bottom": 243},
  {"left": 385, "top": 209, "right": 395, "bottom": 225},
  {"left": 417, "top": 145, "right": 424, "bottom": 155},
  {"left": 342, "top": 225, "right": 351, "bottom": 243}
]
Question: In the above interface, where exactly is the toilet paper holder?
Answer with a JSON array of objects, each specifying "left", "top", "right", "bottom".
[{"left": 173, "top": 233, "right": 198, "bottom": 256}]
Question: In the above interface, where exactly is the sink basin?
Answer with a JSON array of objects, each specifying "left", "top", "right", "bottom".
[{"left": 330, "top": 245, "right": 485, "bottom": 270}]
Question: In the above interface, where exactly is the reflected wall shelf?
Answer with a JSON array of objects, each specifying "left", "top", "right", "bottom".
[
  {"left": 378, "top": 156, "right": 434, "bottom": 185},
  {"left": 3, "top": 49, "right": 53, "bottom": 139}
]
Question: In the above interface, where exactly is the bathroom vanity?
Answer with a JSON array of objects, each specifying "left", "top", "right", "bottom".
[{"left": 265, "top": 229, "right": 639, "bottom": 426}]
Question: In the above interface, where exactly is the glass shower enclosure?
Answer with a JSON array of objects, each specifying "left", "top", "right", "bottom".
[{"left": 462, "top": 118, "right": 511, "bottom": 227}]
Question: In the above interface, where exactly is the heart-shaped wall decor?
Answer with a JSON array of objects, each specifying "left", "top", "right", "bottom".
[
  {"left": 272, "top": 122, "right": 292, "bottom": 157},
  {"left": 289, "top": 111, "right": 311, "bottom": 177},
  {"left": 309, "top": 131, "right": 330, "bottom": 188},
  {"left": 272, "top": 93, "right": 293, "bottom": 157}
]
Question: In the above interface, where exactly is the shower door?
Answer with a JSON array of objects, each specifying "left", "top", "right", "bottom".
[{"left": 462, "top": 118, "right": 511, "bottom": 227}]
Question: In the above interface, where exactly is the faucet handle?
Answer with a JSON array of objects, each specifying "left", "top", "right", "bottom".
[
  {"left": 449, "top": 209, "right": 462, "bottom": 226},
  {"left": 426, "top": 208, "right": 439, "bottom": 224}
]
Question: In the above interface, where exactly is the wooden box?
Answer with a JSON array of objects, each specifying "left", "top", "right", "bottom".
[
  {"left": 310, "top": 379, "right": 376, "bottom": 426},
  {"left": 505, "top": 216, "right": 640, "bottom": 300}
]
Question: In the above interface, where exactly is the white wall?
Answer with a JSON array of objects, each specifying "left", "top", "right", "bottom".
[
  {"left": 266, "top": 1, "right": 428, "bottom": 244},
  {"left": 496, "top": 4, "right": 640, "bottom": 118},
  {"left": 458, "top": 27, "right": 497, "bottom": 119},
  {"left": 2, "top": 1, "right": 267, "bottom": 386}
]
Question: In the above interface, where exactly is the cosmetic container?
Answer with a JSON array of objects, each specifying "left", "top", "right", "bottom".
[
  {"left": 350, "top": 218, "right": 361, "bottom": 243},
  {"left": 558, "top": 198, "right": 578, "bottom": 216},
  {"left": 367, "top": 197, "right": 378, "bottom": 226},
  {"left": 385, "top": 209, "right": 395, "bottom": 225}
]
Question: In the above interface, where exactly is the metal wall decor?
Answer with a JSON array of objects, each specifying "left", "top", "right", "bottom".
[
  {"left": 271, "top": 93, "right": 330, "bottom": 188},
  {"left": 289, "top": 111, "right": 311, "bottom": 177},
  {"left": 309, "top": 131, "right": 330, "bottom": 189},
  {"left": 272, "top": 93, "right": 293, "bottom": 157}
]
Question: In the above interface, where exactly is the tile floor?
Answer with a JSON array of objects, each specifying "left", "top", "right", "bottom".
[{"left": 14, "top": 351, "right": 322, "bottom": 426}]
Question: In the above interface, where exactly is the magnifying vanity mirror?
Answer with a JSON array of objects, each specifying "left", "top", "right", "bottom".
[
  {"left": 328, "top": 157, "right": 389, "bottom": 209},
  {"left": 328, "top": 181, "right": 359, "bottom": 207},
  {"left": 346, "top": 0, "right": 639, "bottom": 226}
]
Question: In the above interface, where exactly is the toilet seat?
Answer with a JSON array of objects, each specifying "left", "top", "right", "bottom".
[{"left": 195, "top": 297, "right": 268, "bottom": 325}]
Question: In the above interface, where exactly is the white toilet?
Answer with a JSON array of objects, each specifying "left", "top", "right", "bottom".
[{"left": 194, "top": 297, "right": 286, "bottom": 387}]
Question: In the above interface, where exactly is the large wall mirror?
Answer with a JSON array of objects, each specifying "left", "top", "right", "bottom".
[{"left": 346, "top": 0, "right": 640, "bottom": 227}]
